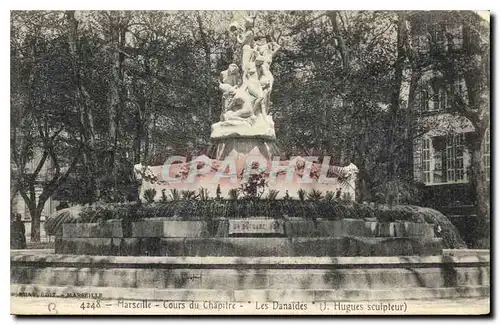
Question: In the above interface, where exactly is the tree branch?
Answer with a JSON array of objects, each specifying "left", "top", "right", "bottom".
[
  {"left": 37, "top": 144, "right": 83, "bottom": 211},
  {"left": 366, "top": 21, "right": 394, "bottom": 52},
  {"left": 450, "top": 93, "right": 480, "bottom": 130},
  {"left": 31, "top": 150, "right": 49, "bottom": 181}
]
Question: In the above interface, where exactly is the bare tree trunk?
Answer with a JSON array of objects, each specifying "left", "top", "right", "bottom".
[
  {"left": 388, "top": 12, "right": 412, "bottom": 178},
  {"left": 354, "top": 145, "right": 371, "bottom": 202},
  {"left": 29, "top": 206, "right": 41, "bottom": 242},
  {"left": 108, "top": 12, "right": 124, "bottom": 199},
  {"left": 327, "top": 11, "right": 349, "bottom": 71},
  {"left": 465, "top": 109, "right": 490, "bottom": 226},
  {"left": 469, "top": 131, "right": 489, "bottom": 217},
  {"left": 461, "top": 14, "right": 490, "bottom": 223},
  {"left": 133, "top": 98, "right": 143, "bottom": 164},
  {"left": 19, "top": 184, "right": 40, "bottom": 242},
  {"left": 143, "top": 101, "right": 151, "bottom": 162},
  {"left": 66, "top": 10, "right": 98, "bottom": 203},
  {"left": 10, "top": 175, "right": 19, "bottom": 216},
  {"left": 110, "top": 33, "right": 119, "bottom": 154},
  {"left": 196, "top": 13, "right": 213, "bottom": 123},
  {"left": 404, "top": 70, "right": 423, "bottom": 178}
]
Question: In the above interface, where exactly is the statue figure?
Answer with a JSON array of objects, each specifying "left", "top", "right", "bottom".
[
  {"left": 244, "top": 61, "right": 265, "bottom": 115},
  {"left": 223, "top": 85, "right": 255, "bottom": 121},
  {"left": 211, "top": 16, "right": 280, "bottom": 138},
  {"left": 258, "top": 65, "right": 273, "bottom": 115},
  {"left": 218, "top": 63, "right": 241, "bottom": 120},
  {"left": 220, "top": 63, "right": 241, "bottom": 87},
  {"left": 254, "top": 37, "right": 280, "bottom": 114},
  {"left": 256, "top": 37, "right": 280, "bottom": 69},
  {"left": 231, "top": 17, "right": 256, "bottom": 73}
]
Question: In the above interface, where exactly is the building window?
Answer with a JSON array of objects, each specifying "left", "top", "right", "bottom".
[
  {"left": 446, "top": 88, "right": 453, "bottom": 108},
  {"left": 484, "top": 128, "right": 490, "bottom": 180},
  {"left": 433, "top": 150, "right": 443, "bottom": 183},
  {"left": 430, "top": 24, "right": 446, "bottom": 50},
  {"left": 422, "top": 138, "right": 431, "bottom": 183},
  {"left": 421, "top": 89, "right": 429, "bottom": 111},
  {"left": 432, "top": 92, "right": 440, "bottom": 111},
  {"left": 413, "top": 139, "right": 423, "bottom": 183},
  {"left": 452, "top": 25, "right": 463, "bottom": 48},
  {"left": 444, "top": 133, "right": 466, "bottom": 183},
  {"left": 462, "top": 24, "right": 470, "bottom": 48},
  {"left": 458, "top": 81, "right": 464, "bottom": 94},
  {"left": 24, "top": 201, "right": 30, "bottom": 220},
  {"left": 430, "top": 83, "right": 449, "bottom": 111},
  {"left": 415, "top": 35, "right": 430, "bottom": 53},
  {"left": 439, "top": 87, "right": 449, "bottom": 110},
  {"left": 455, "top": 134, "right": 465, "bottom": 181}
]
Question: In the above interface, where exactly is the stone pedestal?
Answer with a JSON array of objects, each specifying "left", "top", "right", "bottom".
[
  {"left": 210, "top": 114, "right": 279, "bottom": 160},
  {"left": 212, "top": 137, "right": 280, "bottom": 160}
]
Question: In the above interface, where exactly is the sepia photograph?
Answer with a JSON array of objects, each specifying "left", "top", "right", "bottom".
[{"left": 9, "top": 9, "right": 490, "bottom": 315}]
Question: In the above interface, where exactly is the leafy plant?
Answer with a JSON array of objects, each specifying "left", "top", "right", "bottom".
[
  {"left": 284, "top": 190, "right": 291, "bottom": 200},
  {"left": 160, "top": 189, "right": 168, "bottom": 202},
  {"left": 326, "top": 166, "right": 355, "bottom": 190},
  {"left": 342, "top": 192, "right": 352, "bottom": 202},
  {"left": 297, "top": 189, "right": 307, "bottom": 201},
  {"left": 169, "top": 189, "right": 181, "bottom": 201},
  {"left": 228, "top": 188, "right": 239, "bottom": 201},
  {"left": 325, "top": 191, "right": 335, "bottom": 201},
  {"left": 335, "top": 188, "right": 342, "bottom": 199},
  {"left": 266, "top": 189, "right": 279, "bottom": 200},
  {"left": 198, "top": 187, "right": 209, "bottom": 200},
  {"left": 373, "top": 179, "right": 423, "bottom": 206},
  {"left": 216, "top": 184, "right": 222, "bottom": 199},
  {"left": 307, "top": 189, "right": 324, "bottom": 201},
  {"left": 181, "top": 190, "right": 198, "bottom": 200},
  {"left": 240, "top": 169, "right": 268, "bottom": 199},
  {"left": 143, "top": 189, "right": 156, "bottom": 203}
]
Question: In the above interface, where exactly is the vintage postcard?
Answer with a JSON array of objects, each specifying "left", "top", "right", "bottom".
[{"left": 10, "top": 10, "right": 490, "bottom": 315}]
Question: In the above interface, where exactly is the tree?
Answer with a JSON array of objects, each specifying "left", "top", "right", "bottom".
[
  {"left": 66, "top": 11, "right": 99, "bottom": 202},
  {"left": 448, "top": 12, "right": 490, "bottom": 222},
  {"left": 11, "top": 11, "right": 84, "bottom": 241}
]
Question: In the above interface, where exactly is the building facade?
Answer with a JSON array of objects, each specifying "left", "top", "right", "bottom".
[{"left": 410, "top": 12, "right": 490, "bottom": 215}]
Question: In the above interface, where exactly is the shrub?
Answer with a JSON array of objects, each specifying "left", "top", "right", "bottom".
[
  {"left": 198, "top": 187, "right": 209, "bottom": 200},
  {"left": 143, "top": 189, "right": 156, "bottom": 203},
  {"left": 181, "top": 190, "right": 198, "bottom": 200},
  {"left": 44, "top": 205, "right": 83, "bottom": 236},
  {"left": 324, "top": 191, "right": 335, "bottom": 201},
  {"left": 266, "top": 189, "right": 279, "bottom": 200},
  {"left": 335, "top": 188, "right": 342, "bottom": 199},
  {"left": 216, "top": 184, "right": 222, "bottom": 199},
  {"left": 160, "top": 189, "right": 168, "bottom": 202},
  {"left": 228, "top": 188, "right": 239, "bottom": 201},
  {"left": 240, "top": 170, "right": 268, "bottom": 198},
  {"left": 169, "top": 189, "right": 180, "bottom": 201},
  {"left": 373, "top": 179, "right": 423, "bottom": 206},
  {"left": 297, "top": 189, "right": 306, "bottom": 201},
  {"left": 307, "top": 189, "right": 324, "bottom": 201},
  {"left": 341, "top": 192, "right": 352, "bottom": 202},
  {"left": 394, "top": 205, "right": 467, "bottom": 248}
]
